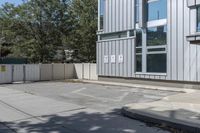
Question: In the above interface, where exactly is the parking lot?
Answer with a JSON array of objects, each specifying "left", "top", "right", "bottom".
[{"left": 0, "top": 81, "right": 179, "bottom": 133}]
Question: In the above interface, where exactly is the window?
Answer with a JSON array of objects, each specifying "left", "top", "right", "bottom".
[
  {"left": 147, "top": 0, "right": 167, "bottom": 21},
  {"left": 147, "top": 25, "right": 167, "bottom": 46},
  {"left": 146, "top": 25, "right": 167, "bottom": 73},
  {"left": 197, "top": 7, "right": 200, "bottom": 32},
  {"left": 100, "top": 32, "right": 127, "bottom": 40},
  {"left": 135, "top": 0, "right": 139, "bottom": 23},
  {"left": 136, "top": 30, "right": 142, "bottom": 72},
  {"left": 129, "top": 30, "right": 135, "bottom": 37},
  {"left": 100, "top": 0, "right": 105, "bottom": 30},
  {"left": 147, "top": 54, "right": 166, "bottom": 73},
  {"left": 134, "top": 0, "right": 167, "bottom": 74}
]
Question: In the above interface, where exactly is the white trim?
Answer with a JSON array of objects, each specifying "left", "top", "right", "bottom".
[
  {"left": 97, "top": 37, "right": 135, "bottom": 43},
  {"left": 135, "top": 72, "right": 167, "bottom": 76},
  {"left": 147, "top": 19, "right": 167, "bottom": 28}
]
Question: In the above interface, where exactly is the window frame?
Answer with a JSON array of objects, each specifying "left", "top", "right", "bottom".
[
  {"left": 147, "top": 0, "right": 167, "bottom": 22},
  {"left": 135, "top": 29, "right": 143, "bottom": 72},
  {"left": 146, "top": 25, "right": 167, "bottom": 73},
  {"left": 135, "top": 0, "right": 167, "bottom": 74}
]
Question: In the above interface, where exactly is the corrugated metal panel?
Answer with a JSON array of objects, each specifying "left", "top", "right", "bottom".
[
  {"left": 97, "top": 0, "right": 200, "bottom": 83},
  {"left": 167, "top": 0, "right": 200, "bottom": 82},
  {"left": 103, "top": 0, "right": 135, "bottom": 33},
  {"left": 97, "top": 38, "right": 135, "bottom": 77}
]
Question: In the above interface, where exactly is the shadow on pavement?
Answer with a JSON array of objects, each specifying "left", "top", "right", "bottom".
[{"left": 3, "top": 109, "right": 169, "bottom": 133}]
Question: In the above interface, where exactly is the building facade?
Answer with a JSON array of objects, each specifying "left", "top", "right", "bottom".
[{"left": 97, "top": 0, "right": 200, "bottom": 83}]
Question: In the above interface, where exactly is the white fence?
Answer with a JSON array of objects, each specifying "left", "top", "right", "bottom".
[{"left": 0, "top": 63, "right": 97, "bottom": 84}]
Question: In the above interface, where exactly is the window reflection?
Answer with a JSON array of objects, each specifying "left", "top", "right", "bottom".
[
  {"left": 147, "top": 54, "right": 166, "bottom": 73},
  {"left": 147, "top": 0, "right": 167, "bottom": 21},
  {"left": 136, "top": 55, "right": 142, "bottom": 72},
  {"left": 136, "top": 30, "right": 142, "bottom": 47},
  {"left": 197, "top": 7, "right": 200, "bottom": 32},
  {"left": 147, "top": 25, "right": 167, "bottom": 46},
  {"left": 100, "top": 0, "right": 105, "bottom": 30},
  {"left": 135, "top": 0, "right": 139, "bottom": 23}
]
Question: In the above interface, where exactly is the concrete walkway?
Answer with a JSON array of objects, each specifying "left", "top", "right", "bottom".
[
  {"left": 80, "top": 80, "right": 195, "bottom": 93},
  {"left": 122, "top": 90, "right": 200, "bottom": 132}
]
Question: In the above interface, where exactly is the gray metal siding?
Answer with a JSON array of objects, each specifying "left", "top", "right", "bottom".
[
  {"left": 97, "top": 38, "right": 135, "bottom": 77},
  {"left": 103, "top": 0, "right": 135, "bottom": 33},
  {"left": 167, "top": 0, "right": 200, "bottom": 82},
  {"left": 97, "top": 0, "right": 200, "bottom": 82}
]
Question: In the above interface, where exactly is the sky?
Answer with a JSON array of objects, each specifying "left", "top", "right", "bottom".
[{"left": 0, "top": 0, "right": 23, "bottom": 6}]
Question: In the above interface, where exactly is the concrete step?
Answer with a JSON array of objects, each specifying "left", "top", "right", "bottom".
[{"left": 121, "top": 102, "right": 200, "bottom": 133}]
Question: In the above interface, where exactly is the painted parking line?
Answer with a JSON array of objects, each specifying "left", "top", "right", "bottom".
[{"left": 72, "top": 87, "right": 130, "bottom": 102}]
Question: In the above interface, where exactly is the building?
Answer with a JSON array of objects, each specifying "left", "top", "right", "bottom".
[{"left": 96, "top": 0, "right": 200, "bottom": 84}]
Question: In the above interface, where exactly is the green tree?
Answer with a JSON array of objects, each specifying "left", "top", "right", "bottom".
[
  {"left": 68, "top": 0, "right": 98, "bottom": 62},
  {"left": 0, "top": 0, "right": 98, "bottom": 63}
]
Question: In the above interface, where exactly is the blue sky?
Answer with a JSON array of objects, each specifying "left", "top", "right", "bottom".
[{"left": 0, "top": 0, "right": 23, "bottom": 6}]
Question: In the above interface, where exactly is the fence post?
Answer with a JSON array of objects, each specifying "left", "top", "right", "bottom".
[
  {"left": 11, "top": 65, "right": 14, "bottom": 83},
  {"left": 23, "top": 64, "right": 26, "bottom": 83},
  {"left": 64, "top": 63, "right": 66, "bottom": 80},
  {"left": 82, "top": 63, "right": 84, "bottom": 80},
  {"left": 52, "top": 63, "right": 54, "bottom": 80},
  {"left": 89, "top": 63, "right": 91, "bottom": 80},
  {"left": 39, "top": 63, "right": 41, "bottom": 81}
]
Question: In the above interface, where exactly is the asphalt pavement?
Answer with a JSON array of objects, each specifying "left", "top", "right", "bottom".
[{"left": 0, "top": 81, "right": 178, "bottom": 133}]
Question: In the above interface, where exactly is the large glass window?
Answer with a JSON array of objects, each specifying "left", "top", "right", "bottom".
[
  {"left": 147, "top": 25, "right": 167, "bottom": 46},
  {"left": 135, "top": 0, "right": 139, "bottom": 23},
  {"left": 147, "top": 0, "right": 167, "bottom": 21},
  {"left": 146, "top": 25, "right": 167, "bottom": 73},
  {"left": 147, "top": 54, "right": 166, "bottom": 73},
  {"left": 136, "top": 30, "right": 142, "bottom": 72},
  {"left": 134, "top": 0, "right": 167, "bottom": 74},
  {"left": 197, "top": 7, "right": 200, "bottom": 32},
  {"left": 100, "top": 32, "right": 127, "bottom": 40},
  {"left": 100, "top": 0, "right": 105, "bottom": 30}
]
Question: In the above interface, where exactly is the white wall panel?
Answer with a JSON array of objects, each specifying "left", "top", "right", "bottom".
[
  {"left": 53, "top": 64, "right": 65, "bottom": 80},
  {"left": 40, "top": 64, "right": 53, "bottom": 81},
  {"left": 13, "top": 65, "right": 24, "bottom": 82},
  {"left": 0, "top": 65, "right": 12, "bottom": 84},
  {"left": 25, "top": 64, "right": 40, "bottom": 81},
  {"left": 65, "top": 64, "right": 75, "bottom": 79},
  {"left": 74, "top": 64, "right": 83, "bottom": 79},
  {"left": 90, "top": 64, "right": 98, "bottom": 80}
]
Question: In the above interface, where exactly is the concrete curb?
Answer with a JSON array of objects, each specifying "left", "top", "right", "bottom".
[
  {"left": 69, "top": 79, "right": 196, "bottom": 93},
  {"left": 121, "top": 107, "right": 200, "bottom": 133}
]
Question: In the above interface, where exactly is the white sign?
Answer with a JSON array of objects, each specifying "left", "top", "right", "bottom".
[
  {"left": 111, "top": 55, "right": 116, "bottom": 63},
  {"left": 118, "top": 55, "right": 123, "bottom": 63},
  {"left": 104, "top": 55, "right": 108, "bottom": 63}
]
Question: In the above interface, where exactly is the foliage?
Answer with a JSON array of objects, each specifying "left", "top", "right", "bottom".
[{"left": 0, "top": 0, "right": 98, "bottom": 63}]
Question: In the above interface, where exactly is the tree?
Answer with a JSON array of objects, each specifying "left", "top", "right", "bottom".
[
  {"left": 0, "top": 0, "right": 98, "bottom": 63},
  {"left": 66, "top": 0, "right": 98, "bottom": 63}
]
